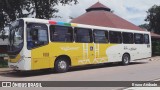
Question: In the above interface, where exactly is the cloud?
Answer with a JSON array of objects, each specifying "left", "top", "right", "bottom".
[{"left": 52, "top": 0, "right": 160, "bottom": 25}]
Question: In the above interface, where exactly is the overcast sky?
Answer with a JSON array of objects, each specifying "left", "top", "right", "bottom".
[{"left": 52, "top": 0, "right": 160, "bottom": 26}]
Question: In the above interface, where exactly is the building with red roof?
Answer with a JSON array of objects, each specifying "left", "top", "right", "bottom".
[{"left": 71, "top": 2, "right": 160, "bottom": 39}]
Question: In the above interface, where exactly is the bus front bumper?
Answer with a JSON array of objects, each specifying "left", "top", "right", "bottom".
[{"left": 8, "top": 58, "right": 31, "bottom": 71}]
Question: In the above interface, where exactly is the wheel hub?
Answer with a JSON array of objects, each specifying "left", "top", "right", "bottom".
[
  {"left": 124, "top": 56, "right": 129, "bottom": 64},
  {"left": 58, "top": 61, "right": 67, "bottom": 69}
]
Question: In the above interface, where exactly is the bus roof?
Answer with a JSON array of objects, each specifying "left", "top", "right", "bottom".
[{"left": 22, "top": 18, "right": 150, "bottom": 34}]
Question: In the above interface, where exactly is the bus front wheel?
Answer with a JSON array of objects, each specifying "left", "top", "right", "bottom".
[
  {"left": 122, "top": 54, "right": 130, "bottom": 65},
  {"left": 54, "top": 57, "right": 69, "bottom": 73}
]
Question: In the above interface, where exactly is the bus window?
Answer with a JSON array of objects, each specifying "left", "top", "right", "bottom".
[
  {"left": 144, "top": 34, "right": 150, "bottom": 44},
  {"left": 134, "top": 33, "right": 144, "bottom": 44},
  {"left": 122, "top": 32, "right": 134, "bottom": 44},
  {"left": 93, "top": 29, "right": 108, "bottom": 43},
  {"left": 27, "top": 23, "right": 48, "bottom": 49},
  {"left": 75, "top": 28, "right": 92, "bottom": 43},
  {"left": 109, "top": 31, "right": 122, "bottom": 44},
  {"left": 50, "top": 25, "right": 73, "bottom": 42}
]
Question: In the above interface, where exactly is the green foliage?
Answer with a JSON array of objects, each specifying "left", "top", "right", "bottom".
[
  {"left": 145, "top": 5, "right": 160, "bottom": 34},
  {"left": 152, "top": 41, "right": 160, "bottom": 56},
  {"left": 0, "top": 0, "right": 78, "bottom": 31},
  {"left": 0, "top": 58, "right": 8, "bottom": 68},
  {"left": 139, "top": 23, "right": 149, "bottom": 30}
]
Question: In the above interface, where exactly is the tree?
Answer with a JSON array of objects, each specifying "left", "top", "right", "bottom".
[
  {"left": 145, "top": 5, "right": 160, "bottom": 34},
  {"left": 1, "top": 30, "right": 6, "bottom": 41},
  {"left": 0, "top": 0, "right": 78, "bottom": 31},
  {"left": 0, "top": 0, "right": 29, "bottom": 31},
  {"left": 139, "top": 23, "right": 149, "bottom": 30},
  {"left": 27, "top": 0, "right": 78, "bottom": 19}
]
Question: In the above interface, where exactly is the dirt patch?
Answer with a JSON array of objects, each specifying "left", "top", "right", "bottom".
[{"left": 149, "top": 56, "right": 160, "bottom": 61}]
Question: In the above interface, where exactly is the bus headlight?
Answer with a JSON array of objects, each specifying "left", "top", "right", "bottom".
[{"left": 18, "top": 55, "right": 25, "bottom": 63}]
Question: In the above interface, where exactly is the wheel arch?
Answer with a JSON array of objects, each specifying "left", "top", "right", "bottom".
[
  {"left": 123, "top": 52, "right": 131, "bottom": 59},
  {"left": 54, "top": 55, "right": 71, "bottom": 66}
]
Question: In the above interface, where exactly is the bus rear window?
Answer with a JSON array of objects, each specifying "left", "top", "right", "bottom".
[{"left": 144, "top": 34, "right": 150, "bottom": 44}]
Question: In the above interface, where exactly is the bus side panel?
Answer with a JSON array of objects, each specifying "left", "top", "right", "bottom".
[
  {"left": 49, "top": 43, "right": 96, "bottom": 66},
  {"left": 31, "top": 42, "right": 151, "bottom": 70},
  {"left": 106, "top": 44, "right": 151, "bottom": 62},
  {"left": 31, "top": 42, "right": 88, "bottom": 70},
  {"left": 50, "top": 43, "right": 86, "bottom": 66},
  {"left": 31, "top": 42, "right": 117, "bottom": 70},
  {"left": 31, "top": 44, "right": 51, "bottom": 70},
  {"left": 93, "top": 43, "right": 116, "bottom": 64},
  {"left": 106, "top": 44, "right": 124, "bottom": 62}
]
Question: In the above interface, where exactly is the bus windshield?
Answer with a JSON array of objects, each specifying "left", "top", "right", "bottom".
[{"left": 8, "top": 19, "right": 24, "bottom": 55}]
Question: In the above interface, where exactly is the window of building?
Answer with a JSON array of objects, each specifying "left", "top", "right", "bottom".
[
  {"left": 134, "top": 33, "right": 144, "bottom": 44},
  {"left": 27, "top": 23, "right": 48, "bottom": 49},
  {"left": 75, "top": 28, "right": 92, "bottom": 43},
  {"left": 93, "top": 29, "right": 108, "bottom": 43},
  {"left": 109, "top": 31, "right": 122, "bottom": 43},
  {"left": 122, "top": 32, "right": 134, "bottom": 44},
  {"left": 144, "top": 34, "right": 150, "bottom": 44},
  {"left": 50, "top": 25, "right": 73, "bottom": 42}
]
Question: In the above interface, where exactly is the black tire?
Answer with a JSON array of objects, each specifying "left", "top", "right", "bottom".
[
  {"left": 122, "top": 54, "right": 130, "bottom": 65},
  {"left": 54, "top": 57, "right": 69, "bottom": 73}
]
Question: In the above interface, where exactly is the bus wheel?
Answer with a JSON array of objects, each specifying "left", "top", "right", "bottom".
[
  {"left": 54, "top": 57, "right": 69, "bottom": 73},
  {"left": 122, "top": 54, "right": 130, "bottom": 65}
]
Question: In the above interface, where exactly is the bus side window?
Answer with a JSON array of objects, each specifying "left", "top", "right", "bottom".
[
  {"left": 27, "top": 23, "right": 48, "bottom": 50},
  {"left": 93, "top": 29, "right": 108, "bottom": 43},
  {"left": 75, "top": 28, "right": 92, "bottom": 43},
  {"left": 109, "top": 31, "right": 122, "bottom": 44},
  {"left": 144, "top": 34, "right": 150, "bottom": 44},
  {"left": 50, "top": 25, "right": 73, "bottom": 42},
  {"left": 122, "top": 32, "right": 134, "bottom": 44},
  {"left": 134, "top": 33, "right": 144, "bottom": 44}
]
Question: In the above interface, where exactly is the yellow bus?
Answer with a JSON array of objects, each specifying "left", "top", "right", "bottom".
[{"left": 8, "top": 18, "right": 151, "bottom": 73}]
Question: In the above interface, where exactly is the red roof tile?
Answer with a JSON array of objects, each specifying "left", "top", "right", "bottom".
[
  {"left": 151, "top": 32, "right": 160, "bottom": 38},
  {"left": 71, "top": 10, "right": 144, "bottom": 31},
  {"left": 71, "top": 2, "right": 160, "bottom": 38}
]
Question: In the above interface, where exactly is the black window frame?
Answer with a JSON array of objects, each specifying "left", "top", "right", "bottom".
[
  {"left": 74, "top": 27, "right": 93, "bottom": 43},
  {"left": 27, "top": 23, "right": 49, "bottom": 50},
  {"left": 109, "top": 31, "right": 122, "bottom": 44},
  {"left": 134, "top": 33, "right": 144, "bottom": 44},
  {"left": 144, "top": 34, "right": 150, "bottom": 44},
  {"left": 50, "top": 25, "right": 74, "bottom": 43},
  {"left": 122, "top": 32, "right": 134, "bottom": 44},
  {"left": 93, "top": 29, "right": 109, "bottom": 43}
]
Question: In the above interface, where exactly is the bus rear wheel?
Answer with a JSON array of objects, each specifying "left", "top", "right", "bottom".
[
  {"left": 54, "top": 57, "right": 69, "bottom": 73},
  {"left": 122, "top": 54, "right": 130, "bottom": 65}
]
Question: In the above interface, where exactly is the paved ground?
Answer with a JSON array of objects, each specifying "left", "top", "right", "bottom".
[{"left": 0, "top": 56, "right": 160, "bottom": 90}]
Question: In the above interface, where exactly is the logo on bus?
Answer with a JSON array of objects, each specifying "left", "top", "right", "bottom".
[{"left": 61, "top": 47, "right": 79, "bottom": 51}]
